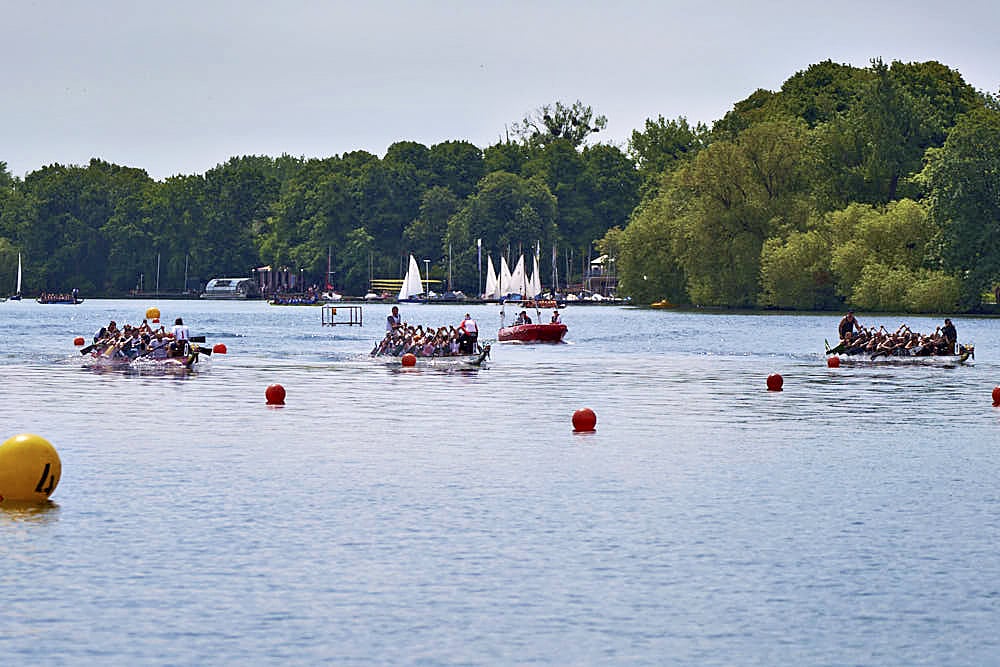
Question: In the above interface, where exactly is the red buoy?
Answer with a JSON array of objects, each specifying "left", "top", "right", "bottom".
[
  {"left": 572, "top": 408, "right": 597, "bottom": 433},
  {"left": 992, "top": 386, "right": 1000, "bottom": 407},
  {"left": 766, "top": 373, "right": 784, "bottom": 391},
  {"left": 265, "top": 383, "right": 286, "bottom": 405},
  {"left": 73, "top": 336, "right": 85, "bottom": 346},
  {"left": 401, "top": 353, "right": 417, "bottom": 367},
  {"left": 827, "top": 356, "right": 840, "bottom": 368},
  {"left": 213, "top": 343, "right": 228, "bottom": 354}
]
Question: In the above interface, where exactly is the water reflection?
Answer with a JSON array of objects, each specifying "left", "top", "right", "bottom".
[{"left": 0, "top": 501, "right": 60, "bottom": 524}]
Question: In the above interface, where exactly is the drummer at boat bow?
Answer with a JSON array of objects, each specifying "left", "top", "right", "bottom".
[
  {"left": 551, "top": 310, "right": 561, "bottom": 324},
  {"left": 458, "top": 313, "right": 478, "bottom": 353},
  {"left": 838, "top": 310, "right": 862, "bottom": 339},
  {"left": 387, "top": 306, "right": 402, "bottom": 331}
]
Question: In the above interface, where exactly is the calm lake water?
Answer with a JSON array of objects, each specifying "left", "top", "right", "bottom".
[{"left": 1, "top": 299, "right": 998, "bottom": 666}]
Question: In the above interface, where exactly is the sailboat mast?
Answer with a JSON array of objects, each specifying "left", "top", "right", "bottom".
[
  {"left": 551, "top": 244, "right": 558, "bottom": 293},
  {"left": 327, "top": 246, "right": 333, "bottom": 290}
]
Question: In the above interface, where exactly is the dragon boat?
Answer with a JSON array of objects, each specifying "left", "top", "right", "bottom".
[
  {"left": 371, "top": 344, "right": 491, "bottom": 368},
  {"left": 80, "top": 337, "right": 212, "bottom": 373},
  {"left": 825, "top": 340, "right": 974, "bottom": 366}
]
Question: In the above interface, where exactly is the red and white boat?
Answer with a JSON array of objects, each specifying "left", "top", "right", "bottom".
[{"left": 498, "top": 322, "right": 567, "bottom": 343}]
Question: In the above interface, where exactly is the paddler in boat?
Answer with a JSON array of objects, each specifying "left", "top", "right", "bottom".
[
  {"left": 170, "top": 317, "right": 191, "bottom": 356},
  {"left": 458, "top": 313, "right": 479, "bottom": 353},
  {"left": 149, "top": 330, "right": 170, "bottom": 359},
  {"left": 941, "top": 318, "right": 957, "bottom": 354},
  {"left": 838, "top": 309, "right": 862, "bottom": 340},
  {"left": 550, "top": 310, "right": 561, "bottom": 324}
]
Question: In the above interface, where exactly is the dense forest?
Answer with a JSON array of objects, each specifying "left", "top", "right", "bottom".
[{"left": 2, "top": 58, "right": 999, "bottom": 311}]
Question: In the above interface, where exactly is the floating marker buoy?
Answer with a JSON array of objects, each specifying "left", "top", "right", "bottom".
[
  {"left": 992, "top": 386, "right": 1000, "bottom": 407},
  {"left": 213, "top": 343, "right": 227, "bottom": 354},
  {"left": 146, "top": 307, "right": 160, "bottom": 321},
  {"left": 0, "top": 434, "right": 61, "bottom": 503},
  {"left": 265, "top": 384, "right": 286, "bottom": 405},
  {"left": 73, "top": 336, "right": 85, "bottom": 346},
  {"left": 401, "top": 353, "right": 417, "bottom": 367},
  {"left": 827, "top": 356, "right": 840, "bottom": 368},
  {"left": 572, "top": 408, "right": 597, "bottom": 433},
  {"left": 767, "top": 373, "right": 784, "bottom": 391}
]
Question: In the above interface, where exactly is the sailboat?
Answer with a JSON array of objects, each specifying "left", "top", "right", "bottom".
[
  {"left": 9, "top": 253, "right": 22, "bottom": 301},
  {"left": 397, "top": 254, "right": 425, "bottom": 302},
  {"left": 529, "top": 253, "right": 542, "bottom": 300},
  {"left": 482, "top": 256, "right": 499, "bottom": 300},
  {"left": 498, "top": 256, "right": 513, "bottom": 300}
]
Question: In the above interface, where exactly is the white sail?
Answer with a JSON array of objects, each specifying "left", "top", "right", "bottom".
[
  {"left": 530, "top": 253, "right": 542, "bottom": 298},
  {"left": 397, "top": 255, "right": 424, "bottom": 300},
  {"left": 15, "top": 253, "right": 22, "bottom": 295},
  {"left": 483, "top": 255, "right": 498, "bottom": 299},
  {"left": 509, "top": 255, "right": 526, "bottom": 298},
  {"left": 499, "top": 256, "right": 512, "bottom": 298}
]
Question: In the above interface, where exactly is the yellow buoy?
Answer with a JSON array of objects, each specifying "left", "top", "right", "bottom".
[
  {"left": 146, "top": 307, "right": 161, "bottom": 321},
  {"left": 0, "top": 434, "right": 62, "bottom": 503}
]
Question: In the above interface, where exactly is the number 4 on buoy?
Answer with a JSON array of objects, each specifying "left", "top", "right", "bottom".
[{"left": 0, "top": 434, "right": 62, "bottom": 503}]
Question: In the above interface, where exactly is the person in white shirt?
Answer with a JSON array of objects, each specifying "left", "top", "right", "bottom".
[
  {"left": 458, "top": 313, "right": 478, "bottom": 353},
  {"left": 170, "top": 317, "right": 190, "bottom": 356}
]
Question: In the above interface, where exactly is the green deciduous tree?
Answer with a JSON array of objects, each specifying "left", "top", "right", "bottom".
[
  {"left": 759, "top": 229, "right": 836, "bottom": 309},
  {"left": 923, "top": 106, "right": 1000, "bottom": 306},
  {"left": 617, "top": 193, "right": 687, "bottom": 304},
  {"left": 511, "top": 100, "right": 607, "bottom": 149},
  {"left": 628, "top": 115, "right": 707, "bottom": 198},
  {"left": 446, "top": 171, "right": 557, "bottom": 292},
  {"left": 825, "top": 199, "right": 957, "bottom": 311}
]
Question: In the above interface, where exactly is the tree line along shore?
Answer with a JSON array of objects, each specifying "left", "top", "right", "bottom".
[{"left": 2, "top": 59, "right": 999, "bottom": 313}]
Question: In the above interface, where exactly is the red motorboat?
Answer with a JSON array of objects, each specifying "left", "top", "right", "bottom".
[{"left": 498, "top": 322, "right": 567, "bottom": 343}]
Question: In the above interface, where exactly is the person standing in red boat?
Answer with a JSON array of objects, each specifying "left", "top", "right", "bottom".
[
  {"left": 458, "top": 313, "right": 478, "bottom": 353},
  {"left": 550, "top": 310, "right": 561, "bottom": 324}
]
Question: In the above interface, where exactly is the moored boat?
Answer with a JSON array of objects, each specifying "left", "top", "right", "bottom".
[{"left": 650, "top": 299, "right": 677, "bottom": 308}]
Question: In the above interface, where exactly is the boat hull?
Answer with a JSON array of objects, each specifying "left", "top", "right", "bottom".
[
  {"left": 83, "top": 352, "right": 201, "bottom": 372},
  {"left": 831, "top": 351, "right": 974, "bottom": 366},
  {"left": 498, "top": 323, "right": 567, "bottom": 343},
  {"left": 373, "top": 345, "right": 490, "bottom": 368}
]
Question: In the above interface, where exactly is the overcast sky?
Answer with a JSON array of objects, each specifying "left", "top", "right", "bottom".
[{"left": 2, "top": 0, "right": 998, "bottom": 181}]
